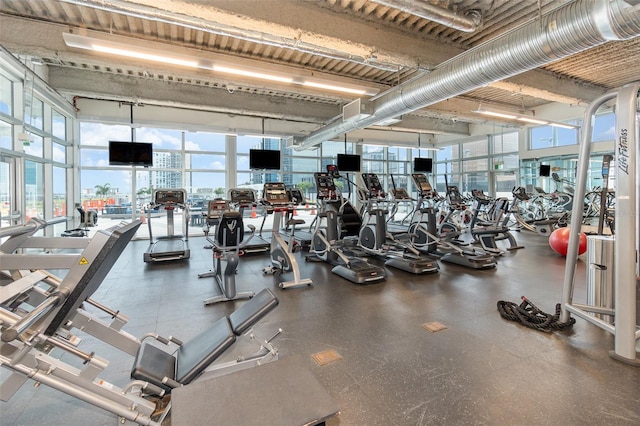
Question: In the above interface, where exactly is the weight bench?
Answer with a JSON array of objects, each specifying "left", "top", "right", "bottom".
[{"left": 131, "top": 288, "right": 279, "bottom": 392}]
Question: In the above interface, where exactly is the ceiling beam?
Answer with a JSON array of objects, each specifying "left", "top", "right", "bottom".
[
  {"left": 0, "top": 15, "right": 386, "bottom": 100},
  {"left": 103, "top": 0, "right": 607, "bottom": 104},
  {"left": 48, "top": 66, "right": 341, "bottom": 123}
]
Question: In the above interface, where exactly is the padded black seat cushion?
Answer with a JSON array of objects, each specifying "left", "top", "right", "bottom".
[
  {"left": 131, "top": 316, "right": 235, "bottom": 392},
  {"left": 131, "top": 343, "right": 177, "bottom": 393},
  {"left": 229, "top": 288, "right": 279, "bottom": 336},
  {"left": 175, "top": 316, "right": 236, "bottom": 385}
]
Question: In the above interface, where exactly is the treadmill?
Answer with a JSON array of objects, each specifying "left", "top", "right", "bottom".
[
  {"left": 144, "top": 188, "right": 190, "bottom": 263},
  {"left": 409, "top": 173, "right": 496, "bottom": 269},
  {"left": 228, "top": 188, "right": 271, "bottom": 255},
  {"left": 309, "top": 172, "right": 386, "bottom": 284}
]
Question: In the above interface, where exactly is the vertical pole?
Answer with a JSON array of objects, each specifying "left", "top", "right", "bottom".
[
  {"left": 609, "top": 83, "right": 639, "bottom": 365},
  {"left": 560, "top": 92, "right": 615, "bottom": 322}
]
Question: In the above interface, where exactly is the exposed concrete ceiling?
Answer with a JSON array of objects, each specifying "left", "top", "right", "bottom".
[{"left": 0, "top": 0, "right": 638, "bottom": 145}]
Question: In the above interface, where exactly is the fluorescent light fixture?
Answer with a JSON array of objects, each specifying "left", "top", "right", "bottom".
[
  {"left": 517, "top": 116, "right": 549, "bottom": 125},
  {"left": 212, "top": 65, "right": 293, "bottom": 84},
  {"left": 473, "top": 106, "right": 579, "bottom": 129},
  {"left": 302, "top": 81, "right": 368, "bottom": 96},
  {"left": 91, "top": 45, "right": 199, "bottom": 68},
  {"left": 62, "top": 33, "right": 379, "bottom": 96},
  {"left": 478, "top": 110, "right": 517, "bottom": 120}
]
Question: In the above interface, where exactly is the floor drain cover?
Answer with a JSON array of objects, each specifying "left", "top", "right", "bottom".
[
  {"left": 422, "top": 321, "right": 448, "bottom": 332},
  {"left": 312, "top": 349, "right": 343, "bottom": 366}
]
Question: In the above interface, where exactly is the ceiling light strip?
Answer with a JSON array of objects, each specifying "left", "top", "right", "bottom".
[
  {"left": 58, "top": 0, "right": 400, "bottom": 72},
  {"left": 62, "top": 33, "right": 379, "bottom": 96},
  {"left": 473, "top": 106, "right": 579, "bottom": 129}
]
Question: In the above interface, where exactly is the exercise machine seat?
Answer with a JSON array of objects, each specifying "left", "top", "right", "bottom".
[
  {"left": 131, "top": 289, "right": 279, "bottom": 392},
  {"left": 229, "top": 288, "right": 279, "bottom": 335},
  {"left": 216, "top": 211, "right": 244, "bottom": 248},
  {"left": 131, "top": 316, "right": 235, "bottom": 392},
  {"left": 176, "top": 317, "right": 235, "bottom": 384},
  {"left": 130, "top": 344, "right": 177, "bottom": 393}
]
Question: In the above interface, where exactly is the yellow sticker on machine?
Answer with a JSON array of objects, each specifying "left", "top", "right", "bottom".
[{"left": 79, "top": 257, "right": 89, "bottom": 265}]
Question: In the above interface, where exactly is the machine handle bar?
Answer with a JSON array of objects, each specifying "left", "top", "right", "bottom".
[{"left": 1, "top": 289, "right": 69, "bottom": 342}]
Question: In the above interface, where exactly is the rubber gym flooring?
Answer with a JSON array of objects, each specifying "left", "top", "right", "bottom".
[{"left": 2, "top": 230, "right": 639, "bottom": 425}]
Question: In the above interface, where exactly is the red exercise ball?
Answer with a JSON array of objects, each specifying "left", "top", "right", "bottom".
[{"left": 548, "top": 227, "right": 587, "bottom": 256}]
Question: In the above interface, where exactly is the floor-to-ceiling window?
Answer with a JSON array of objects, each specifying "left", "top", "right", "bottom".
[
  {"left": 0, "top": 54, "right": 75, "bottom": 233},
  {"left": 492, "top": 130, "right": 519, "bottom": 198},
  {"left": 435, "top": 131, "right": 520, "bottom": 198}
]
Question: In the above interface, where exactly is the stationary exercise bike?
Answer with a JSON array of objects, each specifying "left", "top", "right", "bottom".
[
  {"left": 261, "top": 182, "right": 313, "bottom": 288},
  {"left": 198, "top": 199, "right": 257, "bottom": 305}
]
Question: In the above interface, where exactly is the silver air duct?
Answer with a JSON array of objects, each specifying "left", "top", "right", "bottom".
[
  {"left": 295, "top": 0, "right": 640, "bottom": 150},
  {"left": 370, "top": 0, "right": 481, "bottom": 33}
]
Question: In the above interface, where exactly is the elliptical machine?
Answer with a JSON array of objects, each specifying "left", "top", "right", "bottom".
[
  {"left": 262, "top": 182, "right": 313, "bottom": 288},
  {"left": 357, "top": 172, "right": 439, "bottom": 274},
  {"left": 308, "top": 169, "right": 386, "bottom": 284},
  {"left": 198, "top": 199, "right": 256, "bottom": 305},
  {"left": 408, "top": 173, "right": 497, "bottom": 269}
]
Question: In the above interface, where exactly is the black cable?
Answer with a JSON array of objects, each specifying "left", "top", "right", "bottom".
[{"left": 497, "top": 296, "right": 575, "bottom": 332}]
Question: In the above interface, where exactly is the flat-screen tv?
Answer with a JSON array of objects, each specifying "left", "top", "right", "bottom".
[
  {"left": 249, "top": 149, "right": 281, "bottom": 170},
  {"left": 539, "top": 164, "right": 551, "bottom": 177},
  {"left": 337, "top": 153, "right": 361, "bottom": 172},
  {"left": 414, "top": 157, "right": 433, "bottom": 173},
  {"left": 109, "top": 141, "right": 153, "bottom": 167}
]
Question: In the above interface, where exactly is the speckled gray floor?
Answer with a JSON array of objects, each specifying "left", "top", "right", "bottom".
[{"left": 2, "top": 230, "right": 639, "bottom": 426}]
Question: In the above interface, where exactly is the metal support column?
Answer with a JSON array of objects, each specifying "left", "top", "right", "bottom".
[{"left": 560, "top": 82, "right": 639, "bottom": 366}]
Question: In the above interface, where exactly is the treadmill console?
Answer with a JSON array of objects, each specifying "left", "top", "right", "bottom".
[
  {"left": 361, "top": 173, "right": 386, "bottom": 199},
  {"left": 262, "top": 182, "right": 290, "bottom": 207},
  {"left": 206, "top": 199, "right": 229, "bottom": 220},
  {"left": 229, "top": 188, "right": 256, "bottom": 207},
  {"left": 154, "top": 189, "right": 186, "bottom": 205}
]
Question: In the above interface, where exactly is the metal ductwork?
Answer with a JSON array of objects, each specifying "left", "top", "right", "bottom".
[
  {"left": 295, "top": 0, "right": 640, "bottom": 150},
  {"left": 370, "top": 0, "right": 481, "bottom": 33}
]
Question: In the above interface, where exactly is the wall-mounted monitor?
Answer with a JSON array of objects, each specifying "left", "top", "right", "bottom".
[
  {"left": 109, "top": 141, "right": 153, "bottom": 167},
  {"left": 414, "top": 157, "right": 433, "bottom": 173},
  {"left": 539, "top": 164, "right": 551, "bottom": 177},
  {"left": 249, "top": 149, "right": 281, "bottom": 170},
  {"left": 336, "top": 153, "right": 361, "bottom": 172}
]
